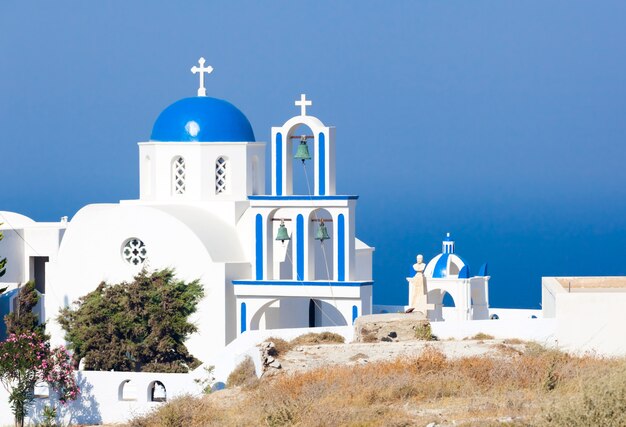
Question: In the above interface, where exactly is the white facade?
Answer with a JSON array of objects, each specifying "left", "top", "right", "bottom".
[{"left": 542, "top": 276, "right": 626, "bottom": 356}]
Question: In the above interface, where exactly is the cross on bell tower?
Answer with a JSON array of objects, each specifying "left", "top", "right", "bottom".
[
  {"left": 295, "top": 94, "right": 312, "bottom": 116},
  {"left": 191, "top": 57, "right": 214, "bottom": 97}
]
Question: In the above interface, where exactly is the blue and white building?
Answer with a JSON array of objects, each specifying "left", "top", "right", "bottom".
[{"left": 412, "top": 233, "right": 490, "bottom": 321}]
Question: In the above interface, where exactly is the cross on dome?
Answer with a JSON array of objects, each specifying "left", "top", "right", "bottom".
[
  {"left": 191, "top": 57, "right": 214, "bottom": 97},
  {"left": 295, "top": 93, "right": 312, "bottom": 116}
]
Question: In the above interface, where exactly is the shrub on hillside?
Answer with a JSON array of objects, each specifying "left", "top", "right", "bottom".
[
  {"left": 264, "top": 336, "right": 292, "bottom": 357},
  {"left": 290, "top": 331, "right": 345, "bottom": 346},
  {"left": 227, "top": 356, "right": 257, "bottom": 388},
  {"left": 469, "top": 332, "right": 495, "bottom": 340},
  {"left": 58, "top": 269, "right": 203, "bottom": 373},
  {"left": 415, "top": 322, "right": 436, "bottom": 341}
]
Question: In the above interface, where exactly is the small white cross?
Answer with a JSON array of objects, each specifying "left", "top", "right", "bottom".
[
  {"left": 295, "top": 93, "right": 312, "bottom": 116},
  {"left": 191, "top": 57, "right": 214, "bottom": 97}
]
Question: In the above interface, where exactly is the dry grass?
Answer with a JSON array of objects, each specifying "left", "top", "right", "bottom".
[
  {"left": 503, "top": 338, "right": 526, "bottom": 345},
  {"left": 225, "top": 356, "right": 257, "bottom": 388},
  {"left": 265, "top": 336, "right": 293, "bottom": 356},
  {"left": 129, "top": 395, "right": 219, "bottom": 427},
  {"left": 290, "top": 331, "right": 345, "bottom": 346},
  {"left": 468, "top": 332, "right": 495, "bottom": 340},
  {"left": 129, "top": 344, "right": 626, "bottom": 427},
  {"left": 264, "top": 332, "right": 346, "bottom": 358}
]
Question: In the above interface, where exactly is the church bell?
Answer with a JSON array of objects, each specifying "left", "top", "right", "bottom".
[
  {"left": 275, "top": 220, "right": 291, "bottom": 243},
  {"left": 315, "top": 220, "right": 331, "bottom": 242},
  {"left": 294, "top": 136, "right": 311, "bottom": 162}
]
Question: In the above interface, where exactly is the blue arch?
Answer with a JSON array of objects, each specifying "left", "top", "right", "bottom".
[
  {"left": 318, "top": 133, "right": 325, "bottom": 195},
  {"left": 338, "top": 214, "right": 345, "bottom": 281},
  {"left": 296, "top": 214, "right": 304, "bottom": 280},
  {"left": 255, "top": 214, "right": 263, "bottom": 280},
  {"left": 240, "top": 302, "right": 247, "bottom": 333},
  {"left": 276, "top": 133, "right": 283, "bottom": 195}
]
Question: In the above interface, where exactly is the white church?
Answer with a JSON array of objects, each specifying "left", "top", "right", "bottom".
[{"left": 0, "top": 58, "right": 374, "bottom": 364}]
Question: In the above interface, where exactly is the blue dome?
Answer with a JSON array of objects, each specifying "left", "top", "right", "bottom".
[{"left": 150, "top": 97, "right": 255, "bottom": 142}]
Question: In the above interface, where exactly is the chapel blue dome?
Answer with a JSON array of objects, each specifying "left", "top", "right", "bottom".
[{"left": 150, "top": 97, "right": 255, "bottom": 142}]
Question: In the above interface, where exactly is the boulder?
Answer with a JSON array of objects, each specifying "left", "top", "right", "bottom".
[{"left": 353, "top": 312, "right": 430, "bottom": 343}]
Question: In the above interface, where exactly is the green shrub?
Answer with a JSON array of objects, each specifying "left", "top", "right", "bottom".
[
  {"left": 58, "top": 269, "right": 203, "bottom": 373},
  {"left": 415, "top": 322, "right": 436, "bottom": 341}
]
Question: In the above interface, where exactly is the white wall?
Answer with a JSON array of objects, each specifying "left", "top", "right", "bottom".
[
  {"left": 0, "top": 370, "right": 199, "bottom": 426},
  {"left": 431, "top": 318, "right": 556, "bottom": 344},
  {"left": 555, "top": 292, "right": 626, "bottom": 356}
]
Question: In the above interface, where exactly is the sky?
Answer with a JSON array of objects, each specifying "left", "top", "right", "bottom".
[{"left": 2, "top": 1, "right": 626, "bottom": 309}]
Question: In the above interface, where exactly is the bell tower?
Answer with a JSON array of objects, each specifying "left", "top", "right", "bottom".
[
  {"left": 270, "top": 94, "right": 336, "bottom": 196},
  {"left": 234, "top": 94, "right": 373, "bottom": 335}
]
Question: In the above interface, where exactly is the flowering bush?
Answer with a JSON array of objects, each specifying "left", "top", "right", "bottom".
[{"left": 0, "top": 332, "right": 80, "bottom": 427}]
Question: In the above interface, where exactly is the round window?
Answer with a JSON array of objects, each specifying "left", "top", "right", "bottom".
[{"left": 122, "top": 238, "right": 147, "bottom": 266}]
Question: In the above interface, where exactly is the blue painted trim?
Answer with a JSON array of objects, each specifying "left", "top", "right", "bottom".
[
  {"left": 433, "top": 254, "right": 449, "bottom": 278},
  {"left": 458, "top": 265, "right": 470, "bottom": 279},
  {"left": 276, "top": 133, "right": 282, "bottom": 195},
  {"left": 352, "top": 305, "right": 358, "bottom": 324},
  {"left": 249, "top": 195, "right": 358, "bottom": 201},
  {"left": 318, "top": 132, "right": 325, "bottom": 195},
  {"left": 255, "top": 214, "right": 263, "bottom": 280},
  {"left": 232, "top": 280, "right": 374, "bottom": 287},
  {"left": 478, "top": 263, "right": 488, "bottom": 276},
  {"left": 338, "top": 214, "right": 345, "bottom": 281},
  {"left": 240, "top": 302, "right": 247, "bottom": 333},
  {"left": 296, "top": 214, "right": 304, "bottom": 280}
]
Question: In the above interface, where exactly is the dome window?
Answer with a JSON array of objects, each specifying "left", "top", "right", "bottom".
[
  {"left": 215, "top": 156, "right": 228, "bottom": 194},
  {"left": 172, "top": 156, "right": 186, "bottom": 195}
]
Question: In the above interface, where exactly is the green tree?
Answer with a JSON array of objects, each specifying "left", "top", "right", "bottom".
[
  {"left": 4, "top": 281, "right": 47, "bottom": 338},
  {"left": 0, "top": 224, "right": 7, "bottom": 294},
  {"left": 58, "top": 268, "right": 204, "bottom": 373}
]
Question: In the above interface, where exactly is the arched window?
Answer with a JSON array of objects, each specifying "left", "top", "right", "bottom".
[
  {"left": 215, "top": 156, "right": 228, "bottom": 194},
  {"left": 119, "top": 380, "right": 137, "bottom": 401},
  {"left": 172, "top": 156, "right": 186, "bottom": 195},
  {"left": 148, "top": 381, "right": 167, "bottom": 402}
]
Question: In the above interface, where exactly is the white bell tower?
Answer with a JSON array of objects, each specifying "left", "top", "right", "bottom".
[{"left": 270, "top": 94, "right": 336, "bottom": 196}]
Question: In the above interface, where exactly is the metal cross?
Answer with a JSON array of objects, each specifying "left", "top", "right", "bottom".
[
  {"left": 295, "top": 93, "right": 312, "bottom": 116},
  {"left": 191, "top": 57, "right": 214, "bottom": 97}
]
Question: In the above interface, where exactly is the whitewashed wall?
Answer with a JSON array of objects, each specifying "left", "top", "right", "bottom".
[
  {"left": 0, "top": 370, "right": 200, "bottom": 426},
  {"left": 555, "top": 292, "right": 626, "bottom": 356}
]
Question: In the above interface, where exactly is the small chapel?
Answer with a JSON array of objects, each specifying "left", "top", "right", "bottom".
[
  {"left": 0, "top": 59, "right": 374, "bottom": 364},
  {"left": 406, "top": 233, "right": 490, "bottom": 321}
]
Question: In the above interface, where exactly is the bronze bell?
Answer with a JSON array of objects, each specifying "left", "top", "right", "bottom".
[
  {"left": 294, "top": 135, "right": 312, "bottom": 163},
  {"left": 315, "top": 220, "right": 330, "bottom": 242},
  {"left": 275, "top": 220, "right": 290, "bottom": 243}
]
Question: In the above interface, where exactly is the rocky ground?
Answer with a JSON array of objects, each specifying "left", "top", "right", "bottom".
[{"left": 272, "top": 339, "right": 522, "bottom": 375}]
